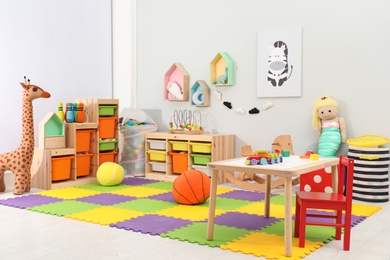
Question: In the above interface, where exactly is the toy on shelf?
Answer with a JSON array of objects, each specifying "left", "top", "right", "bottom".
[
  {"left": 57, "top": 102, "right": 65, "bottom": 121},
  {"left": 75, "top": 103, "right": 85, "bottom": 123},
  {"left": 169, "top": 109, "right": 204, "bottom": 134},
  {"left": 0, "top": 76, "right": 51, "bottom": 195},
  {"left": 63, "top": 102, "right": 86, "bottom": 123},
  {"left": 244, "top": 149, "right": 284, "bottom": 165}
]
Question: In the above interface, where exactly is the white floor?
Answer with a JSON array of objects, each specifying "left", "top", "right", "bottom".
[{"left": 0, "top": 172, "right": 389, "bottom": 260}]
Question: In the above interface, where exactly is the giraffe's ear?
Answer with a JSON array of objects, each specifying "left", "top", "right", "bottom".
[{"left": 20, "top": 82, "right": 29, "bottom": 90}]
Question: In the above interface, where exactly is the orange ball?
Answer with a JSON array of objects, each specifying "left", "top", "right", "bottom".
[{"left": 172, "top": 170, "right": 211, "bottom": 205}]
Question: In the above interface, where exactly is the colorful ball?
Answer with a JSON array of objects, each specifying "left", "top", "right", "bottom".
[
  {"left": 97, "top": 162, "right": 125, "bottom": 186},
  {"left": 172, "top": 170, "right": 210, "bottom": 205}
]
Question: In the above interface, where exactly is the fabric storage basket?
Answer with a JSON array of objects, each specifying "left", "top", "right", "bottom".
[{"left": 347, "top": 135, "right": 390, "bottom": 203}]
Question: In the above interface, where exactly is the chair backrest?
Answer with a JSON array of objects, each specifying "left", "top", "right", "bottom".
[
  {"left": 241, "top": 145, "right": 253, "bottom": 157},
  {"left": 337, "top": 155, "right": 355, "bottom": 203},
  {"left": 272, "top": 135, "right": 294, "bottom": 155}
]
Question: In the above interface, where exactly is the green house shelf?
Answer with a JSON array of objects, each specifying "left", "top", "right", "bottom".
[
  {"left": 38, "top": 112, "right": 66, "bottom": 149},
  {"left": 210, "top": 52, "right": 234, "bottom": 86}
]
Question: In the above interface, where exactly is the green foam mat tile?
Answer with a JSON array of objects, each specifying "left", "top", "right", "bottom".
[
  {"left": 113, "top": 198, "right": 176, "bottom": 213},
  {"left": 161, "top": 222, "right": 251, "bottom": 248},
  {"left": 200, "top": 197, "right": 255, "bottom": 210},
  {"left": 270, "top": 194, "right": 296, "bottom": 207},
  {"left": 28, "top": 200, "right": 100, "bottom": 216},
  {"left": 142, "top": 181, "right": 173, "bottom": 190},
  {"left": 261, "top": 220, "right": 334, "bottom": 243}
]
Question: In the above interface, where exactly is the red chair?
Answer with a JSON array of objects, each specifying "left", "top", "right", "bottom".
[{"left": 294, "top": 155, "right": 354, "bottom": 250}]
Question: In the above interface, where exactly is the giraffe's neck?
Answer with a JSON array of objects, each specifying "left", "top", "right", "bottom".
[{"left": 20, "top": 93, "right": 34, "bottom": 151}]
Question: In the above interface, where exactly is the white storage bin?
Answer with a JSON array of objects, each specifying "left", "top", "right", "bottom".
[
  {"left": 191, "top": 165, "right": 212, "bottom": 177},
  {"left": 149, "top": 161, "right": 166, "bottom": 172},
  {"left": 147, "top": 140, "right": 166, "bottom": 150}
]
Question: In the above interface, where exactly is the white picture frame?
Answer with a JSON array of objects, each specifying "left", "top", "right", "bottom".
[{"left": 257, "top": 26, "right": 302, "bottom": 97}]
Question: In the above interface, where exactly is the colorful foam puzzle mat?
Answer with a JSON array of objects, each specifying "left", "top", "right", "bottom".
[{"left": 0, "top": 177, "right": 382, "bottom": 259}]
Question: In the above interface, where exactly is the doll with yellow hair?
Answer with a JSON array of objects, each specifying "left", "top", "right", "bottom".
[{"left": 312, "top": 96, "right": 346, "bottom": 156}]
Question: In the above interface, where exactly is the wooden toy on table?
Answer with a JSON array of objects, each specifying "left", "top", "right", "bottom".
[
  {"left": 0, "top": 77, "right": 51, "bottom": 195},
  {"left": 244, "top": 149, "right": 283, "bottom": 165},
  {"left": 223, "top": 135, "right": 299, "bottom": 192}
]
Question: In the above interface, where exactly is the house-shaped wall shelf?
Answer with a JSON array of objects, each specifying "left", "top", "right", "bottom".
[
  {"left": 210, "top": 52, "right": 234, "bottom": 86},
  {"left": 191, "top": 80, "right": 210, "bottom": 107},
  {"left": 38, "top": 112, "right": 66, "bottom": 149},
  {"left": 164, "top": 63, "right": 189, "bottom": 101}
]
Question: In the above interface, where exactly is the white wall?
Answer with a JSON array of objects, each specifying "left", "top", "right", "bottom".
[
  {"left": 135, "top": 0, "right": 390, "bottom": 156},
  {"left": 2, "top": 0, "right": 389, "bottom": 159},
  {"left": 112, "top": 0, "right": 137, "bottom": 109},
  {"left": 0, "top": 0, "right": 112, "bottom": 153}
]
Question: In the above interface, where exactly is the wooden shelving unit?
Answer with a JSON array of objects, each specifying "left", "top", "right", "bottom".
[
  {"left": 31, "top": 99, "right": 119, "bottom": 190},
  {"left": 145, "top": 132, "right": 234, "bottom": 183}
]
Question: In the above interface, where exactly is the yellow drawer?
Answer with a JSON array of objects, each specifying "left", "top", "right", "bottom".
[
  {"left": 169, "top": 141, "right": 188, "bottom": 151},
  {"left": 146, "top": 150, "right": 166, "bottom": 162},
  {"left": 189, "top": 142, "right": 212, "bottom": 153}
]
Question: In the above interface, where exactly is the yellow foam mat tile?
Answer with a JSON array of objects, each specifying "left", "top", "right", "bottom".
[
  {"left": 66, "top": 206, "right": 144, "bottom": 225},
  {"left": 352, "top": 203, "right": 382, "bottom": 217},
  {"left": 236, "top": 201, "right": 288, "bottom": 219},
  {"left": 221, "top": 232, "right": 322, "bottom": 260},
  {"left": 110, "top": 186, "right": 168, "bottom": 198},
  {"left": 156, "top": 204, "right": 226, "bottom": 221},
  {"left": 37, "top": 187, "right": 101, "bottom": 199},
  {"left": 216, "top": 187, "right": 235, "bottom": 195}
]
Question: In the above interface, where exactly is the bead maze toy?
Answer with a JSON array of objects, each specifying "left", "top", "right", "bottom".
[{"left": 168, "top": 109, "right": 204, "bottom": 134}]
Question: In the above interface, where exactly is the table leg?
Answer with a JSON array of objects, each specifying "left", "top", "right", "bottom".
[
  {"left": 207, "top": 169, "right": 218, "bottom": 240},
  {"left": 284, "top": 175, "right": 293, "bottom": 257},
  {"left": 331, "top": 165, "right": 338, "bottom": 191},
  {"left": 264, "top": 175, "right": 271, "bottom": 218}
]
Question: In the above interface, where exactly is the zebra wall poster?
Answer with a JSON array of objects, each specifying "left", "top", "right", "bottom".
[{"left": 257, "top": 26, "right": 302, "bottom": 97}]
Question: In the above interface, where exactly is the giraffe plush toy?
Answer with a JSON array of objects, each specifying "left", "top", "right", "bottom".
[{"left": 0, "top": 77, "right": 51, "bottom": 195}]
